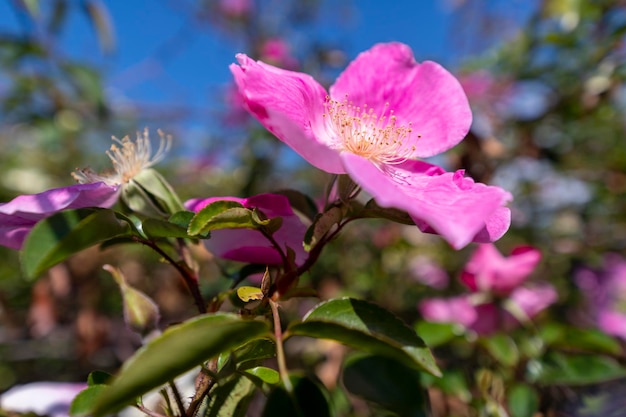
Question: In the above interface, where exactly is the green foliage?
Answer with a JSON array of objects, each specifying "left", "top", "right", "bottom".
[
  {"left": 91, "top": 314, "right": 271, "bottom": 416},
  {"left": 287, "top": 298, "right": 440, "bottom": 376},
  {"left": 342, "top": 354, "right": 428, "bottom": 417},
  {"left": 261, "top": 373, "right": 331, "bottom": 417},
  {"left": 21, "top": 208, "right": 132, "bottom": 279}
]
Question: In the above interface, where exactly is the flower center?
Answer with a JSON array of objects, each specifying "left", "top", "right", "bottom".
[
  {"left": 72, "top": 128, "right": 171, "bottom": 185},
  {"left": 323, "top": 96, "right": 417, "bottom": 166}
]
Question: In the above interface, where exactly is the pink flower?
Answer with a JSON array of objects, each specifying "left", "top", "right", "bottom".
[
  {"left": 260, "top": 38, "right": 298, "bottom": 69},
  {"left": 461, "top": 244, "right": 542, "bottom": 294},
  {"left": 218, "top": 0, "right": 252, "bottom": 17},
  {"left": 419, "top": 285, "right": 557, "bottom": 335},
  {"left": 0, "top": 182, "right": 119, "bottom": 249},
  {"left": 0, "top": 130, "right": 171, "bottom": 250},
  {"left": 186, "top": 193, "right": 308, "bottom": 266},
  {"left": 419, "top": 243, "right": 555, "bottom": 335},
  {"left": 575, "top": 253, "right": 626, "bottom": 339},
  {"left": 231, "top": 42, "right": 512, "bottom": 249}
]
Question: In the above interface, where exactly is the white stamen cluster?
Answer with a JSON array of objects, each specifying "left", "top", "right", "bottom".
[
  {"left": 323, "top": 96, "right": 417, "bottom": 166},
  {"left": 72, "top": 128, "right": 171, "bottom": 186}
]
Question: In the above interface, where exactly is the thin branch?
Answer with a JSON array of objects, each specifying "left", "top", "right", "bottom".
[
  {"left": 132, "top": 236, "right": 206, "bottom": 314},
  {"left": 270, "top": 299, "right": 292, "bottom": 392}
]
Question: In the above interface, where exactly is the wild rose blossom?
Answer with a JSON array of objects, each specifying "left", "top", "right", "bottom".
[
  {"left": 186, "top": 193, "right": 308, "bottom": 266},
  {"left": 575, "top": 253, "right": 626, "bottom": 339},
  {"left": 419, "top": 243, "right": 556, "bottom": 335},
  {"left": 0, "top": 130, "right": 170, "bottom": 250},
  {"left": 231, "top": 42, "right": 512, "bottom": 249}
]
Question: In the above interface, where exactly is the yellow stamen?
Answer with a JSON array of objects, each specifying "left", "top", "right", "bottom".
[
  {"left": 72, "top": 128, "right": 171, "bottom": 186},
  {"left": 323, "top": 96, "right": 417, "bottom": 166}
]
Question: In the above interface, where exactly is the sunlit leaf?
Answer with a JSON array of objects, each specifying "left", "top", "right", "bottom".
[
  {"left": 286, "top": 298, "right": 440, "bottom": 376},
  {"left": 91, "top": 313, "right": 271, "bottom": 416},
  {"left": 70, "top": 385, "right": 108, "bottom": 417}
]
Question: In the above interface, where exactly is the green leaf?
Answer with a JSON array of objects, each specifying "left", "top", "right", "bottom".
[
  {"left": 122, "top": 168, "right": 184, "bottom": 218},
  {"left": 544, "top": 325, "right": 622, "bottom": 355},
  {"left": 236, "top": 286, "right": 264, "bottom": 302},
  {"left": 481, "top": 333, "right": 519, "bottom": 367},
  {"left": 303, "top": 207, "right": 343, "bottom": 251},
  {"left": 342, "top": 354, "right": 428, "bottom": 417},
  {"left": 359, "top": 199, "right": 415, "bottom": 225},
  {"left": 91, "top": 313, "right": 271, "bottom": 416},
  {"left": 206, "top": 375, "right": 256, "bottom": 417},
  {"left": 508, "top": 383, "right": 539, "bottom": 417},
  {"left": 141, "top": 217, "right": 195, "bottom": 239},
  {"left": 415, "top": 321, "right": 458, "bottom": 348},
  {"left": 70, "top": 385, "right": 108, "bottom": 417},
  {"left": 87, "top": 370, "right": 112, "bottom": 386},
  {"left": 188, "top": 201, "right": 259, "bottom": 236},
  {"left": 261, "top": 373, "right": 331, "bottom": 417},
  {"left": 534, "top": 352, "right": 626, "bottom": 386},
  {"left": 286, "top": 298, "right": 440, "bottom": 376},
  {"left": 275, "top": 189, "right": 319, "bottom": 222},
  {"left": 217, "top": 339, "right": 276, "bottom": 375},
  {"left": 104, "top": 264, "right": 160, "bottom": 335},
  {"left": 243, "top": 366, "right": 280, "bottom": 385},
  {"left": 21, "top": 208, "right": 132, "bottom": 279}
]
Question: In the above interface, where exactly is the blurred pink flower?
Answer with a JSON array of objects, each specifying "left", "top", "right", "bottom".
[
  {"left": 260, "top": 38, "right": 299, "bottom": 69},
  {"left": 461, "top": 244, "right": 542, "bottom": 294},
  {"left": 231, "top": 42, "right": 512, "bottom": 249},
  {"left": 0, "top": 182, "right": 119, "bottom": 249},
  {"left": 575, "top": 253, "right": 626, "bottom": 339},
  {"left": 219, "top": 0, "right": 252, "bottom": 17},
  {"left": 186, "top": 193, "right": 308, "bottom": 266},
  {"left": 408, "top": 255, "right": 449, "bottom": 289},
  {"left": 419, "top": 244, "right": 555, "bottom": 335}
]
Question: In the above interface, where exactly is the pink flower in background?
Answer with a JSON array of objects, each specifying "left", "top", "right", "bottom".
[
  {"left": 186, "top": 193, "right": 308, "bottom": 266},
  {"left": 461, "top": 244, "right": 542, "bottom": 294},
  {"left": 231, "top": 42, "right": 512, "bottom": 249},
  {"left": 0, "top": 182, "right": 119, "bottom": 250},
  {"left": 408, "top": 255, "right": 449, "bottom": 289},
  {"left": 219, "top": 0, "right": 252, "bottom": 17},
  {"left": 575, "top": 253, "right": 626, "bottom": 339},
  {"left": 260, "top": 38, "right": 299, "bottom": 69},
  {"left": 419, "top": 244, "right": 556, "bottom": 334}
]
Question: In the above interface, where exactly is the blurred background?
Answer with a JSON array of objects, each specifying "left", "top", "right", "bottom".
[{"left": 1, "top": 0, "right": 626, "bottom": 414}]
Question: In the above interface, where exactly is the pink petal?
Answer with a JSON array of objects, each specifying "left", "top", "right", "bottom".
[
  {"left": 330, "top": 42, "right": 472, "bottom": 158},
  {"left": 186, "top": 193, "right": 308, "bottom": 266},
  {"left": 598, "top": 310, "right": 626, "bottom": 340},
  {"left": 509, "top": 285, "right": 557, "bottom": 319},
  {"left": 230, "top": 54, "right": 345, "bottom": 173},
  {"left": 341, "top": 154, "right": 512, "bottom": 249},
  {"left": 461, "top": 244, "right": 541, "bottom": 294},
  {"left": 0, "top": 182, "right": 120, "bottom": 249},
  {"left": 469, "top": 303, "right": 500, "bottom": 335},
  {"left": 419, "top": 295, "right": 477, "bottom": 328}
]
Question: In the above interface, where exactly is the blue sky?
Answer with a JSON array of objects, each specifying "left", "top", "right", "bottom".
[{"left": 0, "top": 1, "right": 535, "bottom": 134}]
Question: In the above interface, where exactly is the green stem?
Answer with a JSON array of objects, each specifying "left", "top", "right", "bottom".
[{"left": 270, "top": 299, "right": 292, "bottom": 392}]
